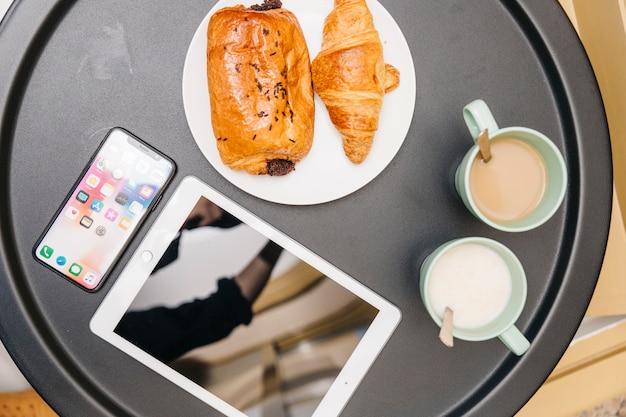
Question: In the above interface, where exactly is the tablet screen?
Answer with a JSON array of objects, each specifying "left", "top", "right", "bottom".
[{"left": 91, "top": 176, "right": 400, "bottom": 417}]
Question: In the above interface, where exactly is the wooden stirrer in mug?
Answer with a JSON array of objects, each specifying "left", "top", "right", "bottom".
[
  {"left": 477, "top": 129, "right": 492, "bottom": 162},
  {"left": 439, "top": 307, "right": 454, "bottom": 347}
]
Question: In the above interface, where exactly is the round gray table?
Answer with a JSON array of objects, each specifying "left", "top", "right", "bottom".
[{"left": 0, "top": 0, "right": 612, "bottom": 415}]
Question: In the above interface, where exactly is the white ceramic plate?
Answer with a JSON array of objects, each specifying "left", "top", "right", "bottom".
[{"left": 182, "top": 0, "right": 416, "bottom": 205}]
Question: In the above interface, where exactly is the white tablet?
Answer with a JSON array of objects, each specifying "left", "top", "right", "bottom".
[{"left": 90, "top": 176, "right": 401, "bottom": 417}]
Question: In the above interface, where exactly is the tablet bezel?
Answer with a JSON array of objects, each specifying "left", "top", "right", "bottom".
[{"left": 90, "top": 175, "right": 401, "bottom": 417}]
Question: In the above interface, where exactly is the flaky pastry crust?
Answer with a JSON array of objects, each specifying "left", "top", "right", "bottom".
[{"left": 312, "top": 0, "right": 400, "bottom": 164}]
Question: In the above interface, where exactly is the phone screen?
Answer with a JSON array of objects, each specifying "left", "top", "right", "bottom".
[{"left": 34, "top": 128, "right": 176, "bottom": 291}]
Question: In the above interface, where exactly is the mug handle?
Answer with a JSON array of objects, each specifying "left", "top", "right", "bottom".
[
  {"left": 463, "top": 99, "right": 500, "bottom": 141},
  {"left": 498, "top": 325, "right": 530, "bottom": 356}
]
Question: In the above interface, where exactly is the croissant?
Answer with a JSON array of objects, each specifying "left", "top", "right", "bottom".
[
  {"left": 312, "top": 0, "right": 400, "bottom": 164},
  {"left": 207, "top": 1, "right": 315, "bottom": 176}
]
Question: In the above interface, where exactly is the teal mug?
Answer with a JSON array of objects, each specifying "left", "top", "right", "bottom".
[
  {"left": 420, "top": 237, "right": 530, "bottom": 356},
  {"left": 455, "top": 99, "right": 568, "bottom": 232}
]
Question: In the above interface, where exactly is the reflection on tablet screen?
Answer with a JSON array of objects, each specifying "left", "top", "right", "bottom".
[{"left": 114, "top": 196, "right": 379, "bottom": 416}]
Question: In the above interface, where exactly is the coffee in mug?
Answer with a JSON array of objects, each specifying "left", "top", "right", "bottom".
[{"left": 469, "top": 137, "right": 547, "bottom": 223}]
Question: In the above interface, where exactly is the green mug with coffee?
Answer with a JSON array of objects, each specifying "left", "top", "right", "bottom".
[{"left": 455, "top": 99, "right": 568, "bottom": 232}]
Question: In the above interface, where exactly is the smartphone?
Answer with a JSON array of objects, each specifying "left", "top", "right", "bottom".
[{"left": 33, "top": 127, "right": 176, "bottom": 291}]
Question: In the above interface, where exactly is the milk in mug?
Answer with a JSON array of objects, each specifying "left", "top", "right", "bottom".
[{"left": 428, "top": 242, "right": 512, "bottom": 329}]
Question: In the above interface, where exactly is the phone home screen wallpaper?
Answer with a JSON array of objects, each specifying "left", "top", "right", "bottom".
[{"left": 35, "top": 132, "right": 174, "bottom": 290}]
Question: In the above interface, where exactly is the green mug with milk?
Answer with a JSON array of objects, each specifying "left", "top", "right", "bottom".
[
  {"left": 419, "top": 237, "right": 530, "bottom": 356},
  {"left": 455, "top": 99, "right": 568, "bottom": 232}
]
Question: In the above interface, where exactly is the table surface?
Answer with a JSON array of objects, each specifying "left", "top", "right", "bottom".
[{"left": 0, "top": 1, "right": 613, "bottom": 416}]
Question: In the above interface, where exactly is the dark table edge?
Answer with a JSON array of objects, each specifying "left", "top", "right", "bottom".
[
  {"left": 0, "top": 1, "right": 131, "bottom": 416},
  {"left": 460, "top": 1, "right": 613, "bottom": 415}
]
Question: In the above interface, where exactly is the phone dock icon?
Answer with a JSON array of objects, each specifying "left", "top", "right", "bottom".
[
  {"left": 69, "top": 263, "right": 83, "bottom": 277},
  {"left": 39, "top": 245, "right": 54, "bottom": 259}
]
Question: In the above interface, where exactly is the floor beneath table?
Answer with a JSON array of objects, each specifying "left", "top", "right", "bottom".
[
  {"left": 572, "top": 394, "right": 626, "bottom": 417},
  {"left": 1, "top": 388, "right": 625, "bottom": 417}
]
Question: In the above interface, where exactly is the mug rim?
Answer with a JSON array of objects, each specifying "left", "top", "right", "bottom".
[
  {"left": 420, "top": 237, "right": 527, "bottom": 341},
  {"left": 461, "top": 127, "right": 568, "bottom": 233}
]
